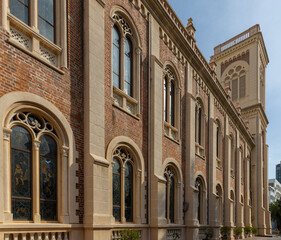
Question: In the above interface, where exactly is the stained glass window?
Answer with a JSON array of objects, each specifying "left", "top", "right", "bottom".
[
  {"left": 112, "top": 147, "right": 135, "bottom": 223},
  {"left": 124, "top": 38, "right": 133, "bottom": 96},
  {"left": 164, "top": 77, "right": 167, "bottom": 122},
  {"left": 39, "top": 134, "right": 57, "bottom": 221},
  {"left": 125, "top": 162, "right": 133, "bottom": 222},
  {"left": 169, "top": 81, "right": 175, "bottom": 126},
  {"left": 113, "top": 158, "right": 121, "bottom": 222},
  {"left": 164, "top": 166, "right": 176, "bottom": 223},
  {"left": 113, "top": 26, "right": 120, "bottom": 89},
  {"left": 38, "top": 0, "right": 55, "bottom": 42},
  {"left": 10, "top": 0, "right": 29, "bottom": 25},
  {"left": 11, "top": 126, "right": 32, "bottom": 220},
  {"left": 169, "top": 177, "right": 175, "bottom": 223}
]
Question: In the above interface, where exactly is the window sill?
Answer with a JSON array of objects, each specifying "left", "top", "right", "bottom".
[
  {"left": 195, "top": 143, "right": 205, "bottom": 159},
  {"left": 113, "top": 103, "right": 140, "bottom": 121},
  {"left": 7, "top": 38, "right": 64, "bottom": 75},
  {"left": 113, "top": 87, "right": 139, "bottom": 117},
  {"left": 7, "top": 13, "right": 64, "bottom": 70},
  {"left": 164, "top": 133, "right": 180, "bottom": 145},
  {"left": 164, "top": 121, "right": 179, "bottom": 142}
]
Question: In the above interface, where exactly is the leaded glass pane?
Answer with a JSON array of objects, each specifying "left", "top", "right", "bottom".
[
  {"left": 11, "top": 126, "right": 31, "bottom": 150},
  {"left": 10, "top": 0, "right": 29, "bottom": 25},
  {"left": 38, "top": 0, "right": 54, "bottom": 24},
  {"left": 38, "top": 18, "right": 54, "bottom": 42},
  {"left": 113, "top": 158, "right": 121, "bottom": 221},
  {"left": 12, "top": 198, "right": 32, "bottom": 220},
  {"left": 40, "top": 200, "right": 57, "bottom": 221},
  {"left": 113, "top": 26, "right": 120, "bottom": 88},
  {"left": 11, "top": 149, "right": 31, "bottom": 198},
  {"left": 170, "top": 81, "right": 175, "bottom": 126},
  {"left": 40, "top": 135, "right": 57, "bottom": 221},
  {"left": 125, "top": 162, "right": 133, "bottom": 222},
  {"left": 169, "top": 177, "right": 175, "bottom": 223},
  {"left": 165, "top": 175, "right": 168, "bottom": 219},
  {"left": 164, "top": 77, "right": 167, "bottom": 122},
  {"left": 38, "top": 0, "right": 54, "bottom": 42},
  {"left": 124, "top": 38, "right": 132, "bottom": 96},
  {"left": 40, "top": 134, "right": 57, "bottom": 157}
]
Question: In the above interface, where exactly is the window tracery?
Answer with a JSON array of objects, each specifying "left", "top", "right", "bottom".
[
  {"left": 163, "top": 66, "right": 180, "bottom": 141},
  {"left": 164, "top": 166, "right": 176, "bottom": 224},
  {"left": 112, "top": 147, "right": 135, "bottom": 223},
  {"left": 224, "top": 65, "right": 246, "bottom": 101},
  {"left": 9, "top": 111, "right": 59, "bottom": 221},
  {"left": 111, "top": 13, "right": 141, "bottom": 116}
]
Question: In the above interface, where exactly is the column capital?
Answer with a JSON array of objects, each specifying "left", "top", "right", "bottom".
[
  {"left": 3, "top": 128, "right": 12, "bottom": 141},
  {"left": 61, "top": 146, "right": 69, "bottom": 157},
  {"left": 33, "top": 140, "right": 40, "bottom": 150}
]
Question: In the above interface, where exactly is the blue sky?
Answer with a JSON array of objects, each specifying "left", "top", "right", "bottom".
[{"left": 169, "top": 0, "right": 281, "bottom": 179}]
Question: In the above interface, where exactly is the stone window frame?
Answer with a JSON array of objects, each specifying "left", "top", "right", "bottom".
[
  {"left": 195, "top": 175, "right": 207, "bottom": 225},
  {"left": 163, "top": 65, "right": 181, "bottom": 142},
  {"left": 215, "top": 119, "right": 223, "bottom": 169},
  {"left": 0, "top": 93, "right": 78, "bottom": 224},
  {"left": 230, "top": 189, "right": 235, "bottom": 224},
  {"left": 224, "top": 64, "right": 248, "bottom": 101},
  {"left": 107, "top": 137, "right": 145, "bottom": 225},
  {"left": 195, "top": 98, "right": 206, "bottom": 158},
  {"left": 2, "top": 0, "right": 68, "bottom": 71},
  {"left": 110, "top": 10, "right": 142, "bottom": 117},
  {"left": 216, "top": 184, "right": 223, "bottom": 225},
  {"left": 229, "top": 134, "right": 235, "bottom": 178},
  {"left": 162, "top": 158, "right": 183, "bottom": 226}
]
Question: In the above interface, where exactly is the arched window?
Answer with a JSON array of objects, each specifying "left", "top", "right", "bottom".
[
  {"left": 216, "top": 120, "right": 222, "bottom": 168},
  {"left": 195, "top": 99, "right": 205, "bottom": 157},
  {"left": 11, "top": 126, "right": 32, "bottom": 220},
  {"left": 10, "top": 111, "right": 60, "bottom": 221},
  {"left": 195, "top": 177, "right": 204, "bottom": 224},
  {"left": 163, "top": 66, "right": 180, "bottom": 140},
  {"left": 164, "top": 166, "right": 176, "bottom": 223},
  {"left": 124, "top": 38, "right": 133, "bottom": 96},
  {"left": 164, "top": 77, "right": 168, "bottom": 122},
  {"left": 112, "top": 147, "right": 135, "bottom": 223},
  {"left": 216, "top": 185, "right": 223, "bottom": 225},
  {"left": 112, "top": 26, "right": 121, "bottom": 89},
  {"left": 112, "top": 13, "right": 141, "bottom": 115},
  {"left": 224, "top": 66, "right": 247, "bottom": 101},
  {"left": 230, "top": 135, "right": 235, "bottom": 177},
  {"left": 230, "top": 190, "right": 235, "bottom": 224}
]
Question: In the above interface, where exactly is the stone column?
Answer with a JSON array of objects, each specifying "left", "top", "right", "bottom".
[
  {"left": 235, "top": 138, "right": 242, "bottom": 228},
  {"left": 60, "top": 146, "right": 69, "bottom": 223},
  {"left": 33, "top": 140, "right": 40, "bottom": 223},
  {"left": 244, "top": 146, "right": 251, "bottom": 227},
  {"left": 3, "top": 128, "right": 13, "bottom": 222}
]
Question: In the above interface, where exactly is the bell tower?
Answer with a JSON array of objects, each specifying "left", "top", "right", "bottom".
[{"left": 212, "top": 25, "right": 271, "bottom": 236}]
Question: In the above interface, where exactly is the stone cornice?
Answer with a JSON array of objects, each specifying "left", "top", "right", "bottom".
[{"left": 241, "top": 103, "right": 269, "bottom": 128}]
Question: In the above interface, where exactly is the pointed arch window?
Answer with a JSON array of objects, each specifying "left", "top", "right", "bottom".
[
  {"left": 216, "top": 120, "right": 222, "bottom": 168},
  {"left": 9, "top": 111, "right": 62, "bottom": 221},
  {"left": 216, "top": 185, "right": 223, "bottom": 225},
  {"left": 195, "top": 99, "right": 205, "bottom": 157},
  {"left": 195, "top": 177, "right": 204, "bottom": 224},
  {"left": 112, "top": 147, "right": 135, "bottom": 223},
  {"left": 230, "top": 136, "right": 235, "bottom": 177},
  {"left": 163, "top": 67, "right": 180, "bottom": 141},
  {"left": 111, "top": 13, "right": 141, "bottom": 116},
  {"left": 224, "top": 66, "right": 247, "bottom": 101},
  {"left": 164, "top": 166, "right": 176, "bottom": 224}
]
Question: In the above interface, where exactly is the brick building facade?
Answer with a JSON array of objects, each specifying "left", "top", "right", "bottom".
[{"left": 0, "top": 0, "right": 270, "bottom": 239}]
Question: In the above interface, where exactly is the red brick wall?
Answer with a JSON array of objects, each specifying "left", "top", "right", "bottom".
[{"left": 0, "top": 0, "right": 84, "bottom": 222}]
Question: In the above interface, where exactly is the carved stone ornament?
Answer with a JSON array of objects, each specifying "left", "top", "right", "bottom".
[
  {"left": 164, "top": 67, "right": 175, "bottom": 82},
  {"left": 113, "top": 147, "right": 134, "bottom": 164},
  {"left": 9, "top": 111, "right": 57, "bottom": 138},
  {"left": 112, "top": 14, "right": 133, "bottom": 36}
]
